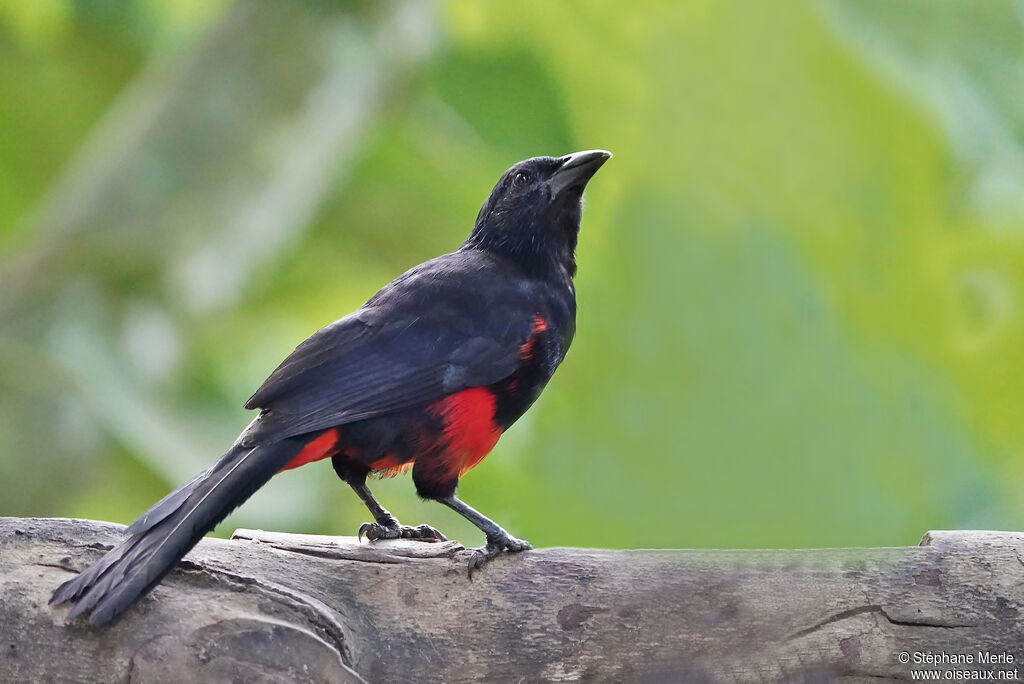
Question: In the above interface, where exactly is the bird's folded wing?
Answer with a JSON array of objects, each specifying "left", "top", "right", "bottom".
[{"left": 240, "top": 301, "right": 533, "bottom": 445}]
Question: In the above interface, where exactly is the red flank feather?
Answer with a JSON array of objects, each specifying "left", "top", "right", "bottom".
[
  {"left": 279, "top": 428, "right": 340, "bottom": 472},
  {"left": 432, "top": 387, "right": 501, "bottom": 478}
]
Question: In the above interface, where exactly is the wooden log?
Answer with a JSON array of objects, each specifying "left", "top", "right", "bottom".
[{"left": 1, "top": 517, "right": 1022, "bottom": 682}]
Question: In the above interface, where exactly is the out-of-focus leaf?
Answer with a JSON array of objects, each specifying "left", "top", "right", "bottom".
[{"left": 821, "top": 0, "right": 1024, "bottom": 225}]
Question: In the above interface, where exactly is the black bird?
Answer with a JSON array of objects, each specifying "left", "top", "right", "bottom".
[{"left": 51, "top": 149, "right": 612, "bottom": 625}]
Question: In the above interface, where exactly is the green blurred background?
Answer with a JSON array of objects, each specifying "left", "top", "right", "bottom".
[{"left": 2, "top": 0, "right": 1022, "bottom": 550}]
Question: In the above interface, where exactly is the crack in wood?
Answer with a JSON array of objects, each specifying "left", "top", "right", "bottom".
[{"left": 789, "top": 603, "right": 975, "bottom": 641}]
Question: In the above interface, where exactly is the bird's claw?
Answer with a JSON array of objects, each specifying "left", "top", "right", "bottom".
[
  {"left": 467, "top": 534, "right": 531, "bottom": 577},
  {"left": 358, "top": 521, "right": 447, "bottom": 543}
]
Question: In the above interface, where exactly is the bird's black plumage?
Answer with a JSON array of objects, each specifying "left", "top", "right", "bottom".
[{"left": 51, "top": 149, "right": 610, "bottom": 625}]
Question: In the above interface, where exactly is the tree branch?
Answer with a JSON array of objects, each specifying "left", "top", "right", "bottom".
[{"left": 2, "top": 517, "right": 1022, "bottom": 682}]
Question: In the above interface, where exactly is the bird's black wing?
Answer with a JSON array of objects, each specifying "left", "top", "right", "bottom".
[{"left": 240, "top": 253, "right": 537, "bottom": 445}]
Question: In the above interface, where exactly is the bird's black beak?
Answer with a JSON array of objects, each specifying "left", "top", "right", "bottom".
[{"left": 548, "top": 150, "right": 612, "bottom": 197}]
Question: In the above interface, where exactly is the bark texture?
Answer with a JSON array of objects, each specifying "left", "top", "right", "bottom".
[{"left": 1, "top": 517, "right": 1022, "bottom": 682}]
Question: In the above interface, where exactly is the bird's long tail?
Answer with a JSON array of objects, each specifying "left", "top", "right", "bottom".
[{"left": 50, "top": 437, "right": 312, "bottom": 625}]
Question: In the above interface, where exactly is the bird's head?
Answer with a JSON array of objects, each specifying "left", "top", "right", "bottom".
[{"left": 465, "top": 150, "right": 611, "bottom": 278}]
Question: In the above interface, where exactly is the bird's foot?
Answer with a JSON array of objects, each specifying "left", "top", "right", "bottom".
[
  {"left": 467, "top": 533, "right": 532, "bottom": 576},
  {"left": 358, "top": 520, "right": 447, "bottom": 543}
]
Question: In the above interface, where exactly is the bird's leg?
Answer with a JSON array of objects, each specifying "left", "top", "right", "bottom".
[
  {"left": 333, "top": 456, "right": 446, "bottom": 542},
  {"left": 438, "top": 495, "right": 531, "bottom": 574},
  {"left": 349, "top": 480, "right": 447, "bottom": 542}
]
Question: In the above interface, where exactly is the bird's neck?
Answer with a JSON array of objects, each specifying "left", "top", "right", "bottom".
[
  {"left": 461, "top": 228, "right": 576, "bottom": 282},
  {"left": 462, "top": 215, "right": 579, "bottom": 281}
]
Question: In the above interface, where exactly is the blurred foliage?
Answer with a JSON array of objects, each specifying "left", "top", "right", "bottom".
[{"left": 1, "top": 0, "right": 1022, "bottom": 550}]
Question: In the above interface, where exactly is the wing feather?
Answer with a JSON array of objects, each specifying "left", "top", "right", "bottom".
[{"left": 240, "top": 252, "right": 537, "bottom": 445}]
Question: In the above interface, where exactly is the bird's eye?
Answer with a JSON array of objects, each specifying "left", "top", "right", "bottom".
[{"left": 512, "top": 171, "right": 531, "bottom": 187}]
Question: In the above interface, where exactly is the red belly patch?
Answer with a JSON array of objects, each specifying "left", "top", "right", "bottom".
[
  {"left": 279, "top": 428, "right": 340, "bottom": 472},
  {"left": 432, "top": 387, "right": 501, "bottom": 478}
]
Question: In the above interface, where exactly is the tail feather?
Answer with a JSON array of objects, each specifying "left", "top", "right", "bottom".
[
  {"left": 124, "top": 466, "right": 213, "bottom": 537},
  {"left": 50, "top": 439, "right": 305, "bottom": 625}
]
